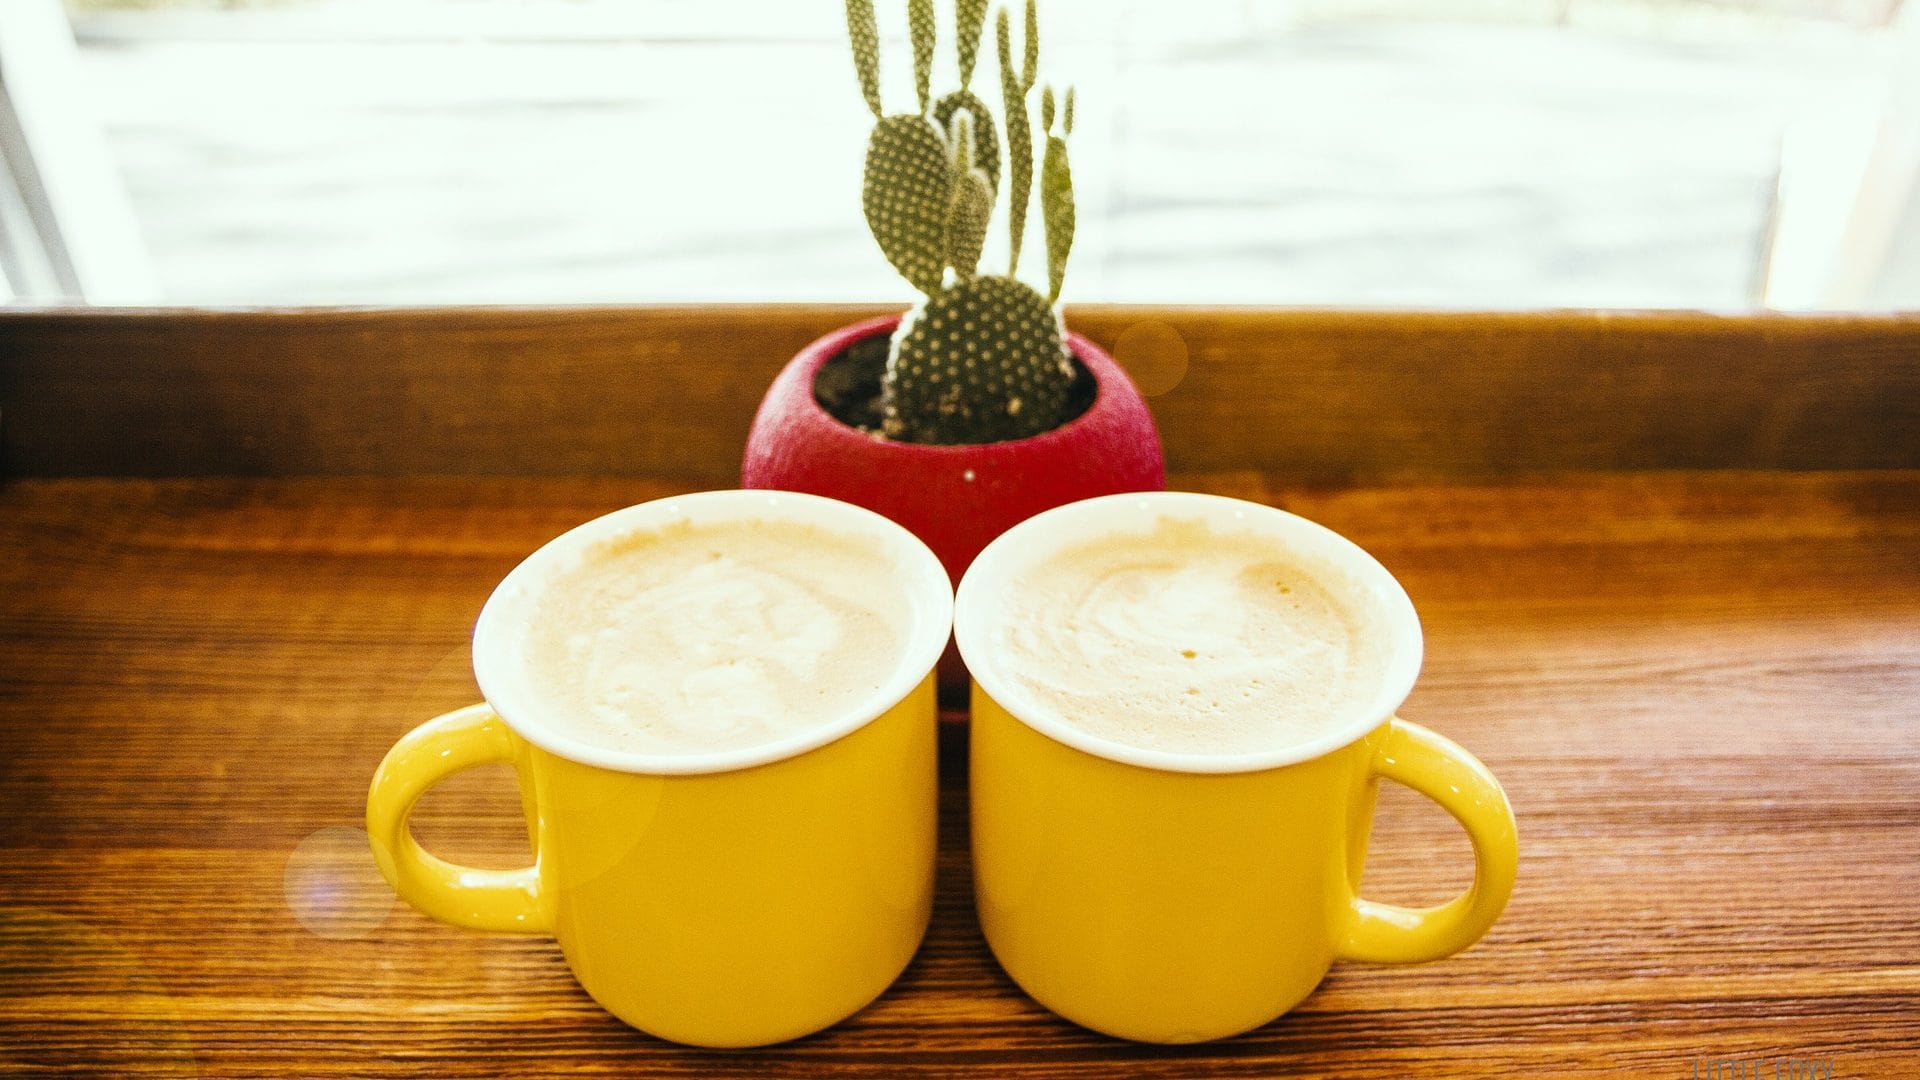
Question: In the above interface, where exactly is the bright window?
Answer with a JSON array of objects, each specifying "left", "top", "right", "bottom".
[{"left": 9, "top": 0, "right": 1914, "bottom": 308}]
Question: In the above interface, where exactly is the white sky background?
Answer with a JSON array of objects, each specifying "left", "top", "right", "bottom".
[{"left": 69, "top": 0, "right": 1896, "bottom": 307}]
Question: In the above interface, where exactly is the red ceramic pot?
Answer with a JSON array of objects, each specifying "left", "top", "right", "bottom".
[{"left": 742, "top": 315, "right": 1166, "bottom": 697}]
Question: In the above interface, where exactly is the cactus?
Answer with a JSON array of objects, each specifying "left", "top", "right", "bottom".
[
  {"left": 909, "top": 0, "right": 936, "bottom": 113},
  {"left": 863, "top": 115, "right": 952, "bottom": 295},
  {"left": 995, "top": 3, "right": 1038, "bottom": 276},
  {"left": 845, "top": 0, "right": 883, "bottom": 119},
  {"left": 883, "top": 275, "right": 1074, "bottom": 443},
  {"left": 846, "top": 0, "right": 1081, "bottom": 444},
  {"left": 1040, "top": 85, "right": 1074, "bottom": 304},
  {"left": 933, "top": 91, "right": 1000, "bottom": 192},
  {"left": 931, "top": 0, "right": 999, "bottom": 193},
  {"left": 943, "top": 111, "right": 994, "bottom": 278}
]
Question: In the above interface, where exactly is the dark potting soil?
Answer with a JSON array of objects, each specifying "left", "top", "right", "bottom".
[{"left": 811, "top": 333, "right": 1099, "bottom": 442}]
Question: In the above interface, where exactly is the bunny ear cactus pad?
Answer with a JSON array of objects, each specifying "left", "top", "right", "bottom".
[
  {"left": 883, "top": 274, "right": 1076, "bottom": 444},
  {"left": 996, "top": 3, "right": 1038, "bottom": 276},
  {"left": 864, "top": 115, "right": 954, "bottom": 296},
  {"left": 931, "top": 0, "right": 1000, "bottom": 193},
  {"left": 1040, "top": 85, "right": 1075, "bottom": 303},
  {"left": 944, "top": 111, "right": 994, "bottom": 278},
  {"left": 846, "top": 0, "right": 884, "bottom": 119},
  {"left": 954, "top": 0, "right": 989, "bottom": 84},
  {"left": 932, "top": 91, "right": 1000, "bottom": 193},
  {"left": 909, "top": 0, "right": 936, "bottom": 113}
]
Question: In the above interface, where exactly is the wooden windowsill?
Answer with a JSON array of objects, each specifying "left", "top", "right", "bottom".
[
  {"left": 2, "top": 304, "right": 1915, "bottom": 479},
  {"left": 1, "top": 307, "right": 1916, "bottom": 1075}
]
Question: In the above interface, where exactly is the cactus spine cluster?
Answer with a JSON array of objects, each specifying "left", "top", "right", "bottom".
[{"left": 846, "top": 0, "right": 1080, "bottom": 444}]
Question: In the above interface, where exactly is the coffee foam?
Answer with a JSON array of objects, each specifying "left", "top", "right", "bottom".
[
  {"left": 516, "top": 518, "right": 908, "bottom": 756},
  {"left": 993, "top": 517, "right": 1392, "bottom": 756}
]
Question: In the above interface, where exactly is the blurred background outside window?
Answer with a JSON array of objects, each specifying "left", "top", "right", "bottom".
[{"left": 3, "top": 0, "right": 1916, "bottom": 309}]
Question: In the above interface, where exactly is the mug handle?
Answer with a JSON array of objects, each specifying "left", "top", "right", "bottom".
[
  {"left": 366, "top": 703, "right": 553, "bottom": 934},
  {"left": 1337, "top": 716, "right": 1518, "bottom": 964}
]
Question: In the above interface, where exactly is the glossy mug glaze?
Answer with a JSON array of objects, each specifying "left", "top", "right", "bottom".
[
  {"left": 957, "top": 492, "right": 1519, "bottom": 1044},
  {"left": 366, "top": 491, "right": 952, "bottom": 1047}
]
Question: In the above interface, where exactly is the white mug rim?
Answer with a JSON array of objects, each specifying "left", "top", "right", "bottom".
[
  {"left": 471, "top": 489, "right": 953, "bottom": 776},
  {"left": 953, "top": 492, "right": 1423, "bottom": 775}
]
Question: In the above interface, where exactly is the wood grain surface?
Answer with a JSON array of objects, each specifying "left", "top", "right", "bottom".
[
  {"left": 2, "top": 471, "right": 1916, "bottom": 1077},
  {"left": 3, "top": 306, "right": 1917, "bottom": 479}
]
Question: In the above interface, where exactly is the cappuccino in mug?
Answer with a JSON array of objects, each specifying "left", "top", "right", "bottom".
[
  {"left": 993, "top": 517, "right": 1394, "bottom": 756},
  {"left": 370, "top": 490, "right": 953, "bottom": 1048},
  {"left": 957, "top": 493, "right": 1515, "bottom": 1045},
  {"left": 513, "top": 518, "right": 910, "bottom": 756}
]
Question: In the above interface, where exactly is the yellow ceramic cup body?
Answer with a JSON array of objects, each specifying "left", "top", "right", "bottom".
[
  {"left": 367, "top": 490, "right": 952, "bottom": 1048},
  {"left": 956, "top": 492, "right": 1519, "bottom": 1044}
]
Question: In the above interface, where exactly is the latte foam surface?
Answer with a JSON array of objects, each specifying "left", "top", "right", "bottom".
[
  {"left": 993, "top": 518, "right": 1392, "bottom": 756},
  {"left": 517, "top": 519, "right": 908, "bottom": 755}
]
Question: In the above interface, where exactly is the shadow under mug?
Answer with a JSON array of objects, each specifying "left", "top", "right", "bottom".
[
  {"left": 955, "top": 492, "right": 1520, "bottom": 1044},
  {"left": 366, "top": 490, "right": 953, "bottom": 1047}
]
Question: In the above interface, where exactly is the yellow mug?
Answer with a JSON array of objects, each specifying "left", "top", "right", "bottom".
[
  {"left": 366, "top": 491, "right": 953, "bottom": 1047},
  {"left": 955, "top": 492, "right": 1518, "bottom": 1044}
]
